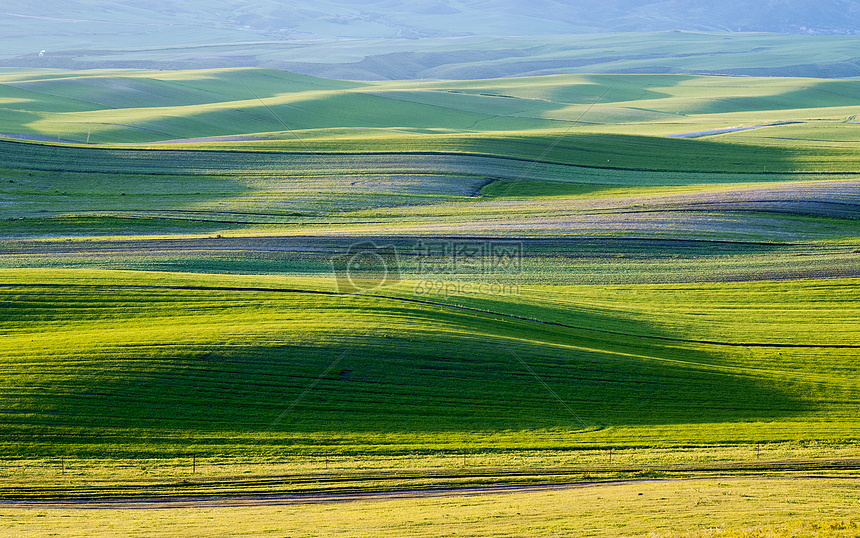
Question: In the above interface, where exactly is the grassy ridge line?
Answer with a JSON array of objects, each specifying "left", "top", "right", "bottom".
[
  {"left": 3, "top": 69, "right": 859, "bottom": 171},
  {"left": 2, "top": 70, "right": 859, "bottom": 153},
  {"left": 4, "top": 282, "right": 859, "bottom": 350},
  {"left": 139, "top": 133, "right": 860, "bottom": 174},
  {"left": 4, "top": 148, "right": 858, "bottom": 237},
  {"left": 6, "top": 267, "right": 860, "bottom": 345},
  {"left": 3, "top": 70, "right": 858, "bottom": 139},
  {"left": 5, "top": 234, "right": 860, "bottom": 289},
  {"left": 3, "top": 134, "right": 860, "bottom": 176}
]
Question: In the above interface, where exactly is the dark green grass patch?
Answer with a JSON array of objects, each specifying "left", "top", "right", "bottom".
[
  {"left": 480, "top": 181, "right": 621, "bottom": 198},
  {"left": 0, "top": 216, "right": 245, "bottom": 237}
]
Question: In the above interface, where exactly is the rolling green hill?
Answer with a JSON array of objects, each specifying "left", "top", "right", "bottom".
[
  {"left": 0, "top": 68, "right": 858, "bottom": 516},
  {"left": 2, "top": 269, "right": 858, "bottom": 457},
  {"left": 2, "top": 69, "right": 859, "bottom": 148}
]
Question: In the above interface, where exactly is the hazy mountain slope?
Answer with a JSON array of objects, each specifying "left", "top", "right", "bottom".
[
  {"left": 5, "top": 32, "right": 860, "bottom": 80},
  {"left": 2, "top": 0, "right": 858, "bottom": 53},
  {"left": 54, "top": 0, "right": 860, "bottom": 36},
  {"left": 2, "top": 1, "right": 859, "bottom": 78}
]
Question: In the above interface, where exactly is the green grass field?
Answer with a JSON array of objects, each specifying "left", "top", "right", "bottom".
[
  {"left": 2, "top": 69, "right": 859, "bottom": 147},
  {"left": 1, "top": 68, "right": 859, "bottom": 535},
  {"left": 2, "top": 268, "right": 858, "bottom": 459}
]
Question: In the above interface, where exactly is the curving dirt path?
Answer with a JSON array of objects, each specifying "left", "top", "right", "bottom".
[
  {"left": 0, "top": 133, "right": 81, "bottom": 144},
  {"left": 3, "top": 475, "right": 857, "bottom": 510},
  {"left": 0, "top": 482, "right": 596, "bottom": 510},
  {"left": 140, "top": 135, "right": 276, "bottom": 144},
  {"left": 666, "top": 122, "right": 802, "bottom": 138}
]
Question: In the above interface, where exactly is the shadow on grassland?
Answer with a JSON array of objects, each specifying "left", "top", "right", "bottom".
[
  {"left": 1, "top": 124, "right": 819, "bottom": 178},
  {"left": 1, "top": 314, "right": 806, "bottom": 457},
  {"left": 685, "top": 79, "right": 860, "bottom": 115},
  {"left": 3, "top": 68, "right": 362, "bottom": 108}
]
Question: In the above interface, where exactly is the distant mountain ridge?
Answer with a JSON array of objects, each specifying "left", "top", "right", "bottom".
[
  {"left": 3, "top": 0, "right": 859, "bottom": 42},
  {"left": 2, "top": 1, "right": 860, "bottom": 78}
]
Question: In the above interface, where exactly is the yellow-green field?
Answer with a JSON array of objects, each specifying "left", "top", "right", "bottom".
[{"left": 2, "top": 478, "right": 858, "bottom": 537}]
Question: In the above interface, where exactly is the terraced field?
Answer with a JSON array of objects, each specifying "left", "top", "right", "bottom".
[{"left": 1, "top": 68, "right": 859, "bottom": 535}]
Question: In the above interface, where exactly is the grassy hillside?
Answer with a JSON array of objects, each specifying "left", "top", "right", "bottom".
[
  {"left": 2, "top": 268, "right": 858, "bottom": 458},
  {"left": 1, "top": 69, "right": 858, "bottom": 521},
  {"left": 1, "top": 69, "right": 859, "bottom": 163}
]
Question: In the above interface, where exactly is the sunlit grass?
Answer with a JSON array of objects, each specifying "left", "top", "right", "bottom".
[
  {"left": 2, "top": 69, "right": 859, "bottom": 163},
  {"left": 1, "top": 477, "right": 858, "bottom": 537}
]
